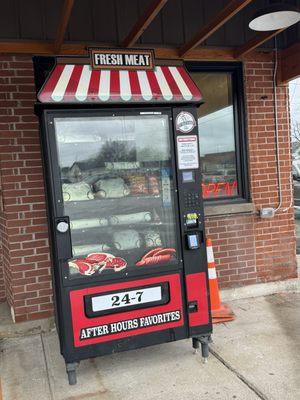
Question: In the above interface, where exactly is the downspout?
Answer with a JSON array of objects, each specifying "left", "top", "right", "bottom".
[
  {"left": 282, "top": 83, "right": 293, "bottom": 212},
  {"left": 273, "top": 36, "right": 283, "bottom": 213}
]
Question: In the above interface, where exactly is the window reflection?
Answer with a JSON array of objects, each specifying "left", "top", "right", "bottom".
[
  {"left": 54, "top": 115, "right": 179, "bottom": 279},
  {"left": 191, "top": 72, "right": 238, "bottom": 199}
]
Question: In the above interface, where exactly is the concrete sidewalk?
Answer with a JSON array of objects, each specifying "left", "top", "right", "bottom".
[{"left": 0, "top": 293, "right": 299, "bottom": 400}]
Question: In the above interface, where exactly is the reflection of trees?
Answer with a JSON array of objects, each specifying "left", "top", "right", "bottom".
[
  {"left": 98, "top": 140, "right": 136, "bottom": 162},
  {"left": 292, "top": 122, "right": 300, "bottom": 143},
  {"left": 138, "top": 147, "right": 166, "bottom": 161},
  {"left": 200, "top": 152, "right": 235, "bottom": 174}
]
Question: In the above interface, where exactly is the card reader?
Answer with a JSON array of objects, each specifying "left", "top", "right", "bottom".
[{"left": 186, "top": 233, "right": 200, "bottom": 249}]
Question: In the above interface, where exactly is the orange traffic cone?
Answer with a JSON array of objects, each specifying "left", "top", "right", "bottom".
[{"left": 206, "top": 238, "right": 235, "bottom": 324}]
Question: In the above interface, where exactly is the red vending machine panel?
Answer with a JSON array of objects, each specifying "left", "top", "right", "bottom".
[{"left": 70, "top": 274, "right": 184, "bottom": 347}]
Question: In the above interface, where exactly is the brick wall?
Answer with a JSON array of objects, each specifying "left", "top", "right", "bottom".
[
  {"left": 0, "top": 167, "right": 5, "bottom": 302},
  {"left": 205, "top": 60, "right": 297, "bottom": 288},
  {"left": 0, "top": 55, "right": 297, "bottom": 321},
  {"left": 0, "top": 246, "right": 4, "bottom": 302},
  {"left": 247, "top": 61, "right": 296, "bottom": 283},
  {"left": 0, "top": 56, "right": 52, "bottom": 321},
  {"left": 0, "top": 202, "right": 4, "bottom": 302}
]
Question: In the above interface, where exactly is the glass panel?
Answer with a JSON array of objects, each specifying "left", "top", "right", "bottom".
[
  {"left": 54, "top": 114, "right": 179, "bottom": 279},
  {"left": 191, "top": 72, "right": 238, "bottom": 199},
  {"left": 290, "top": 77, "right": 300, "bottom": 254}
]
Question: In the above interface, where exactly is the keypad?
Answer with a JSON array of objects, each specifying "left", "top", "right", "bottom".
[{"left": 183, "top": 191, "right": 201, "bottom": 208}]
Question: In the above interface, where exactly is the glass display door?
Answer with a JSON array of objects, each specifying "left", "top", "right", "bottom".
[{"left": 50, "top": 111, "right": 180, "bottom": 280}]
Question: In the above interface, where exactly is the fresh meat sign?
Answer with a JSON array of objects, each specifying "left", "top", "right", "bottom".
[{"left": 89, "top": 48, "right": 155, "bottom": 70}]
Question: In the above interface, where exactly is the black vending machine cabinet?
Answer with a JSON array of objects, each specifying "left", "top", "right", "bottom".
[{"left": 34, "top": 54, "right": 212, "bottom": 384}]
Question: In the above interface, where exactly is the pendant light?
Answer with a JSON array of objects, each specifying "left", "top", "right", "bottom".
[{"left": 249, "top": 2, "right": 300, "bottom": 31}]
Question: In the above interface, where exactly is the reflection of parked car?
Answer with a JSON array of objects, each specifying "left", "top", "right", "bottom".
[
  {"left": 293, "top": 161, "right": 300, "bottom": 181},
  {"left": 203, "top": 170, "right": 236, "bottom": 184},
  {"left": 203, "top": 172, "right": 223, "bottom": 183},
  {"left": 294, "top": 206, "right": 300, "bottom": 220},
  {"left": 224, "top": 169, "right": 236, "bottom": 182}
]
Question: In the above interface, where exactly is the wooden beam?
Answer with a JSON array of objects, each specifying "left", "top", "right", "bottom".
[
  {"left": 0, "top": 40, "right": 273, "bottom": 62},
  {"left": 0, "top": 41, "right": 54, "bottom": 54},
  {"left": 279, "top": 42, "right": 300, "bottom": 83},
  {"left": 122, "top": 0, "right": 168, "bottom": 47},
  {"left": 61, "top": 44, "right": 272, "bottom": 61},
  {"left": 54, "top": 0, "right": 74, "bottom": 54},
  {"left": 60, "top": 43, "right": 239, "bottom": 60},
  {"left": 234, "top": 29, "right": 284, "bottom": 58},
  {"left": 179, "top": 0, "right": 253, "bottom": 57}
]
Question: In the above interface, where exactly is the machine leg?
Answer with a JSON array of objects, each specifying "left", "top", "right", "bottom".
[
  {"left": 192, "top": 334, "right": 212, "bottom": 363},
  {"left": 192, "top": 337, "right": 200, "bottom": 354},
  {"left": 66, "top": 362, "right": 79, "bottom": 385}
]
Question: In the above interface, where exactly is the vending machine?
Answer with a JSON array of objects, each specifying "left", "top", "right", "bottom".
[{"left": 34, "top": 51, "right": 212, "bottom": 385}]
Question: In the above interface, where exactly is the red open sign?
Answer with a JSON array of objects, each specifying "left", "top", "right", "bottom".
[{"left": 202, "top": 180, "right": 238, "bottom": 199}]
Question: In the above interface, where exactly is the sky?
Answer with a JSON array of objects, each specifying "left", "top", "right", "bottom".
[
  {"left": 289, "top": 78, "right": 300, "bottom": 143},
  {"left": 198, "top": 105, "right": 235, "bottom": 156},
  {"left": 54, "top": 115, "right": 171, "bottom": 167}
]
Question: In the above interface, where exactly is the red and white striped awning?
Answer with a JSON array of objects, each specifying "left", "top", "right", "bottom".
[{"left": 38, "top": 64, "right": 203, "bottom": 104}]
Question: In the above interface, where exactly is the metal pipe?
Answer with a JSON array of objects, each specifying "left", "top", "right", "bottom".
[
  {"left": 282, "top": 83, "right": 293, "bottom": 212},
  {"left": 273, "top": 36, "right": 283, "bottom": 213}
]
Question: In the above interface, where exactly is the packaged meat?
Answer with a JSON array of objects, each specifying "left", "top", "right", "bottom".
[
  {"left": 113, "top": 230, "right": 141, "bottom": 250},
  {"left": 62, "top": 182, "right": 93, "bottom": 202},
  {"left": 70, "top": 218, "right": 108, "bottom": 230},
  {"left": 93, "top": 178, "right": 130, "bottom": 198},
  {"left": 147, "top": 175, "right": 160, "bottom": 195},
  {"left": 72, "top": 244, "right": 110, "bottom": 257},
  {"left": 109, "top": 211, "right": 152, "bottom": 225},
  {"left": 144, "top": 230, "right": 162, "bottom": 247},
  {"left": 125, "top": 174, "right": 148, "bottom": 195}
]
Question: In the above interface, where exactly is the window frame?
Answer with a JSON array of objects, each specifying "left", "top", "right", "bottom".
[{"left": 185, "top": 61, "right": 250, "bottom": 204}]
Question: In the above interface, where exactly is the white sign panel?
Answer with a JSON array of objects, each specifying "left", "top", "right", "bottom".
[
  {"left": 177, "top": 135, "right": 199, "bottom": 170},
  {"left": 89, "top": 48, "right": 154, "bottom": 70},
  {"left": 91, "top": 286, "right": 162, "bottom": 312}
]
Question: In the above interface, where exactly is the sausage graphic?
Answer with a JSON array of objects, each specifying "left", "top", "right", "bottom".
[
  {"left": 136, "top": 254, "right": 172, "bottom": 266},
  {"left": 141, "top": 247, "right": 163, "bottom": 261},
  {"left": 153, "top": 248, "right": 176, "bottom": 257},
  {"left": 136, "top": 247, "right": 176, "bottom": 266}
]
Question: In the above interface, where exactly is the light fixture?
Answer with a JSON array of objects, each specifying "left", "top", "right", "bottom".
[{"left": 249, "top": 3, "right": 300, "bottom": 31}]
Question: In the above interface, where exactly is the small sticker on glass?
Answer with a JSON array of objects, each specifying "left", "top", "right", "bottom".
[{"left": 176, "top": 112, "right": 196, "bottom": 133}]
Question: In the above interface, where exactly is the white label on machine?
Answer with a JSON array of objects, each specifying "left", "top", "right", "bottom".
[
  {"left": 91, "top": 286, "right": 162, "bottom": 312},
  {"left": 177, "top": 135, "right": 199, "bottom": 170}
]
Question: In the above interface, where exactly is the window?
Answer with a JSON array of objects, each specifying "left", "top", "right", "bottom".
[
  {"left": 186, "top": 62, "right": 249, "bottom": 202},
  {"left": 52, "top": 112, "right": 180, "bottom": 280}
]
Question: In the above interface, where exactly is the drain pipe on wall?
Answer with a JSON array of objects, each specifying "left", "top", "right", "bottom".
[
  {"left": 282, "top": 82, "right": 294, "bottom": 213},
  {"left": 260, "top": 37, "right": 286, "bottom": 218},
  {"left": 273, "top": 37, "right": 283, "bottom": 214}
]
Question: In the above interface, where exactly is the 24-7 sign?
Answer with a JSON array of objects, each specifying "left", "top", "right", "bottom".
[{"left": 89, "top": 48, "right": 154, "bottom": 71}]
